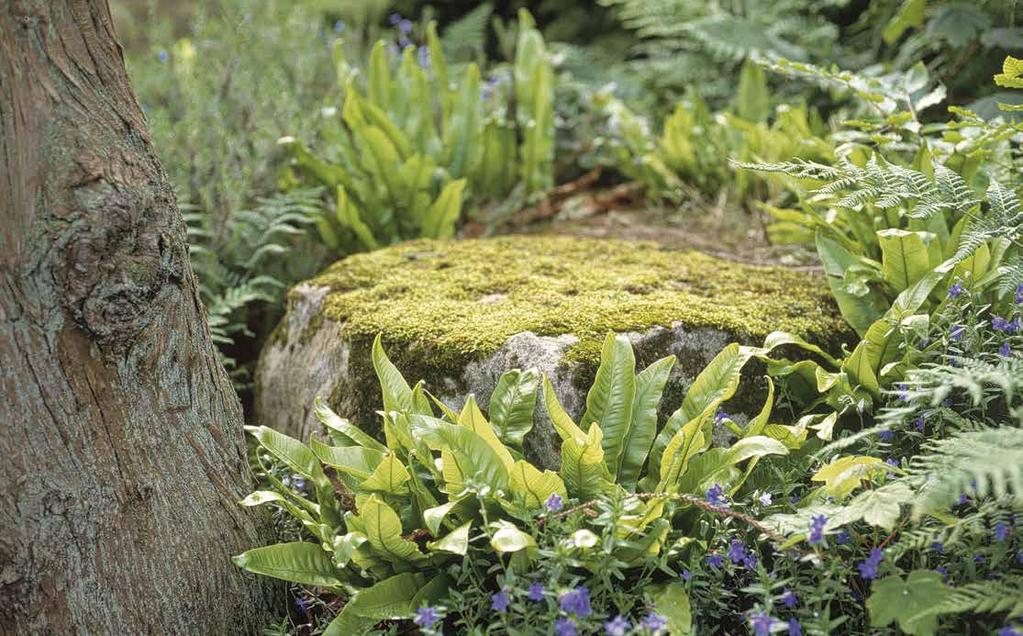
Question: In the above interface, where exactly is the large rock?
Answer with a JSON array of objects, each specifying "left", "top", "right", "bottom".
[{"left": 255, "top": 236, "right": 846, "bottom": 467}]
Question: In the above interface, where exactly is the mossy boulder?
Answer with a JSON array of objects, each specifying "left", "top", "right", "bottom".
[{"left": 255, "top": 236, "right": 846, "bottom": 467}]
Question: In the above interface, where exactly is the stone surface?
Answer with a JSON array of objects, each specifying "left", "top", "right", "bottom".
[{"left": 255, "top": 236, "right": 847, "bottom": 465}]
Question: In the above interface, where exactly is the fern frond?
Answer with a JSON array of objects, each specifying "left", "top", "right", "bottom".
[
  {"left": 918, "top": 576, "right": 1023, "bottom": 621},
  {"left": 911, "top": 427, "right": 1023, "bottom": 515}
]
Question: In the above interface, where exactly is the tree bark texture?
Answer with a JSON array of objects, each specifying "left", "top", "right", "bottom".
[{"left": 0, "top": 1, "right": 279, "bottom": 633}]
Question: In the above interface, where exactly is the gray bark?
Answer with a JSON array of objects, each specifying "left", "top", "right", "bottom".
[{"left": 0, "top": 1, "right": 278, "bottom": 633}]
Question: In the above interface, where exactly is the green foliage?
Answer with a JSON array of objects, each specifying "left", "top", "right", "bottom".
[
  {"left": 282, "top": 10, "right": 555, "bottom": 252},
  {"left": 236, "top": 331, "right": 794, "bottom": 631}
]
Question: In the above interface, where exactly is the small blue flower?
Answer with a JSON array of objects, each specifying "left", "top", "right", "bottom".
[
  {"left": 749, "top": 612, "right": 774, "bottom": 636},
  {"left": 706, "top": 553, "right": 724, "bottom": 569},
  {"left": 788, "top": 617, "right": 802, "bottom": 636},
  {"left": 642, "top": 612, "right": 668, "bottom": 632},
  {"left": 157, "top": 50, "right": 169, "bottom": 63},
  {"left": 992, "top": 316, "right": 1013, "bottom": 333},
  {"left": 706, "top": 484, "right": 728, "bottom": 507},
  {"left": 808, "top": 515, "right": 827, "bottom": 545},
  {"left": 835, "top": 529, "right": 852, "bottom": 545},
  {"left": 604, "top": 615, "right": 630, "bottom": 636},
  {"left": 417, "top": 46, "right": 430, "bottom": 69},
  {"left": 554, "top": 618, "right": 577, "bottom": 636},
  {"left": 958, "top": 492, "right": 970, "bottom": 506},
  {"left": 398, "top": 18, "right": 413, "bottom": 35},
  {"left": 527, "top": 582, "right": 545, "bottom": 602},
  {"left": 333, "top": 19, "right": 346, "bottom": 33},
  {"left": 728, "top": 539, "right": 747, "bottom": 564},
  {"left": 996, "top": 522, "right": 1012, "bottom": 542},
  {"left": 790, "top": 493, "right": 800, "bottom": 505},
  {"left": 388, "top": 13, "right": 402, "bottom": 25},
  {"left": 1016, "top": 284, "right": 1023, "bottom": 304},
  {"left": 886, "top": 457, "right": 899, "bottom": 468},
  {"left": 950, "top": 325, "right": 966, "bottom": 342},
  {"left": 932, "top": 541, "right": 944, "bottom": 553},
  {"left": 948, "top": 281, "right": 965, "bottom": 298},
  {"left": 781, "top": 589, "right": 798, "bottom": 608},
  {"left": 759, "top": 492, "right": 773, "bottom": 506},
  {"left": 715, "top": 410, "right": 730, "bottom": 425},
  {"left": 878, "top": 429, "right": 894, "bottom": 442},
  {"left": 414, "top": 605, "right": 440, "bottom": 627},
  {"left": 858, "top": 547, "right": 884, "bottom": 580},
  {"left": 681, "top": 568, "right": 692, "bottom": 582},
  {"left": 546, "top": 492, "right": 564, "bottom": 512},
  {"left": 915, "top": 417, "right": 925, "bottom": 432},
  {"left": 999, "top": 627, "right": 1022, "bottom": 636},
  {"left": 1000, "top": 342, "right": 1013, "bottom": 357},
  {"left": 743, "top": 552, "right": 758, "bottom": 569},
  {"left": 291, "top": 475, "right": 307, "bottom": 491},
  {"left": 294, "top": 596, "right": 308, "bottom": 616},
  {"left": 491, "top": 590, "right": 510, "bottom": 612},
  {"left": 896, "top": 382, "right": 910, "bottom": 402},
  {"left": 559, "top": 587, "right": 591, "bottom": 617},
  {"left": 976, "top": 554, "right": 986, "bottom": 564}
]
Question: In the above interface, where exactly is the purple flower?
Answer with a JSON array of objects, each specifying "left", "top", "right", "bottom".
[
  {"left": 750, "top": 612, "right": 774, "bottom": 636},
  {"left": 788, "top": 617, "right": 802, "bottom": 636},
  {"left": 835, "top": 530, "right": 852, "bottom": 545},
  {"left": 681, "top": 569, "right": 692, "bottom": 582},
  {"left": 935, "top": 565, "right": 948, "bottom": 578},
  {"left": 932, "top": 541, "right": 944, "bottom": 553},
  {"left": 878, "top": 429, "right": 894, "bottom": 442},
  {"left": 976, "top": 554, "right": 986, "bottom": 564},
  {"left": 642, "top": 612, "right": 668, "bottom": 632},
  {"left": 781, "top": 589, "right": 798, "bottom": 608},
  {"left": 1016, "top": 284, "right": 1023, "bottom": 304},
  {"left": 417, "top": 47, "right": 430, "bottom": 69},
  {"left": 398, "top": 18, "right": 413, "bottom": 35},
  {"left": 808, "top": 515, "right": 827, "bottom": 545},
  {"left": 948, "top": 281, "right": 965, "bottom": 298},
  {"left": 333, "top": 19, "right": 346, "bottom": 33},
  {"left": 915, "top": 417, "right": 925, "bottom": 432},
  {"left": 743, "top": 552, "right": 759, "bottom": 569},
  {"left": 715, "top": 410, "right": 730, "bottom": 424},
  {"left": 886, "top": 457, "right": 899, "bottom": 468},
  {"left": 491, "top": 590, "right": 510, "bottom": 612},
  {"left": 414, "top": 605, "right": 440, "bottom": 627},
  {"left": 527, "top": 582, "right": 545, "bottom": 602},
  {"left": 554, "top": 618, "right": 577, "bottom": 636},
  {"left": 992, "top": 316, "right": 1013, "bottom": 332},
  {"left": 559, "top": 587, "right": 591, "bottom": 617},
  {"left": 996, "top": 521, "right": 1012, "bottom": 541},
  {"left": 1000, "top": 342, "right": 1013, "bottom": 357},
  {"left": 388, "top": 13, "right": 402, "bottom": 25},
  {"left": 157, "top": 50, "right": 169, "bottom": 63},
  {"left": 896, "top": 382, "right": 910, "bottom": 402},
  {"left": 958, "top": 492, "right": 970, "bottom": 506},
  {"left": 950, "top": 325, "right": 966, "bottom": 342},
  {"left": 546, "top": 492, "right": 564, "bottom": 512},
  {"left": 706, "top": 553, "right": 724, "bottom": 569},
  {"left": 759, "top": 492, "right": 773, "bottom": 506},
  {"left": 999, "top": 627, "right": 1022, "bottom": 636},
  {"left": 858, "top": 547, "right": 884, "bottom": 580},
  {"left": 605, "top": 615, "right": 630, "bottom": 636},
  {"left": 706, "top": 484, "right": 728, "bottom": 507},
  {"left": 729, "top": 539, "right": 747, "bottom": 564},
  {"left": 294, "top": 596, "right": 308, "bottom": 616},
  {"left": 291, "top": 476, "right": 307, "bottom": 491}
]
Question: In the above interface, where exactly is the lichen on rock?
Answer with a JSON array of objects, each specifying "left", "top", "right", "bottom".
[{"left": 255, "top": 236, "right": 847, "bottom": 463}]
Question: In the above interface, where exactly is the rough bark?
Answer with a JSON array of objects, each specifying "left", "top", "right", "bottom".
[{"left": 0, "top": 1, "right": 278, "bottom": 633}]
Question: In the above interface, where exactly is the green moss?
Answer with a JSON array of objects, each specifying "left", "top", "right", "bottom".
[{"left": 303, "top": 236, "right": 845, "bottom": 372}]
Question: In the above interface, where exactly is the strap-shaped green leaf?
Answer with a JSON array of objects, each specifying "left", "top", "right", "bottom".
[
  {"left": 560, "top": 423, "right": 611, "bottom": 499},
  {"left": 877, "top": 228, "right": 933, "bottom": 291},
  {"left": 359, "top": 453, "right": 412, "bottom": 495},
  {"left": 359, "top": 494, "right": 427, "bottom": 564},
  {"left": 372, "top": 334, "right": 414, "bottom": 413},
  {"left": 310, "top": 438, "right": 385, "bottom": 480},
  {"left": 508, "top": 459, "right": 567, "bottom": 510},
  {"left": 323, "top": 573, "right": 426, "bottom": 636},
  {"left": 619, "top": 355, "right": 675, "bottom": 489},
  {"left": 411, "top": 414, "right": 510, "bottom": 494},
  {"left": 314, "top": 398, "right": 387, "bottom": 451},
  {"left": 580, "top": 333, "right": 636, "bottom": 478},
  {"left": 488, "top": 369, "right": 540, "bottom": 448},
  {"left": 232, "top": 542, "right": 342, "bottom": 587}
]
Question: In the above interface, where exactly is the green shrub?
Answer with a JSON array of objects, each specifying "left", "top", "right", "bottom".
[
  {"left": 280, "top": 9, "right": 555, "bottom": 252},
  {"left": 235, "top": 331, "right": 799, "bottom": 632}
]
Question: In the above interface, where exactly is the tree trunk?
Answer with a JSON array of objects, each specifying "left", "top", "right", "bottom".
[{"left": 0, "top": 1, "right": 279, "bottom": 633}]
